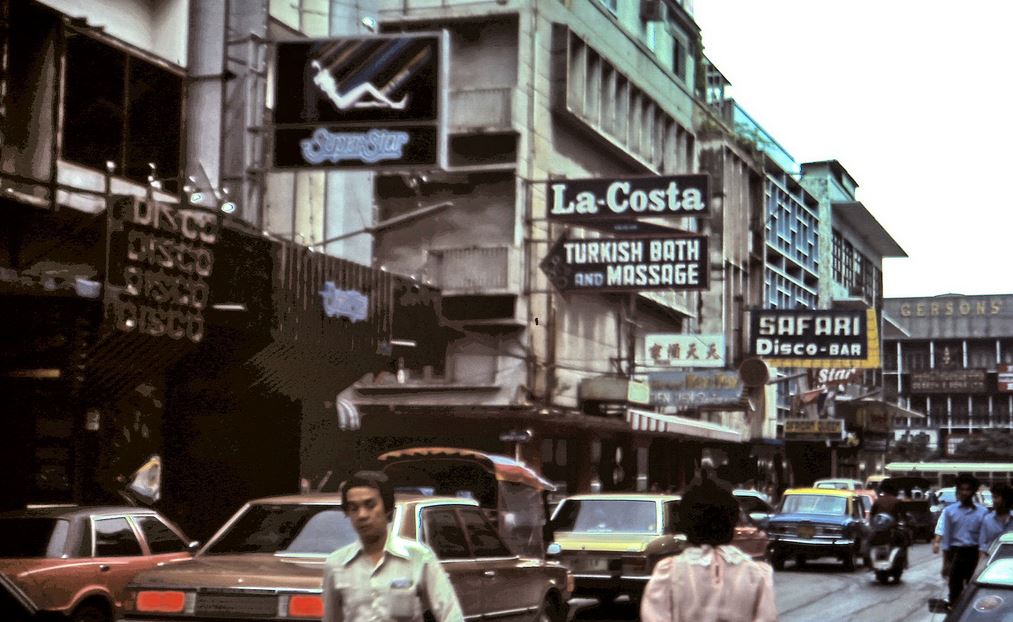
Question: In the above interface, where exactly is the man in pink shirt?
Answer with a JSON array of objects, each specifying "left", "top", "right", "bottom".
[{"left": 640, "top": 475, "right": 778, "bottom": 622}]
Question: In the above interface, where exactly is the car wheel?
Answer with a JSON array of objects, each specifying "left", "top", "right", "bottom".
[
  {"left": 795, "top": 556, "right": 806, "bottom": 569},
  {"left": 596, "top": 591, "right": 619, "bottom": 608},
  {"left": 70, "top": 603, "right": 109, "bottom": 622},
  {"left": 842, "top": 545, "right": 861, "bottom": 572},
  {"left": 535, "top": 594, "right": 565, "bottom": 622},
  {"left": 771, "top": 551, "right": 785, "bottom": 571}
]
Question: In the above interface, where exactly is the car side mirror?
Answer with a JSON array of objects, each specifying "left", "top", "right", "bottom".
[
  {"left": 927, "top": 598, "right": 950, "bottom": 613},
  {"left": 546, "top": 542, "right": 562, "bottom": 558},
  {"left": 187, "top": 540, "right": 201, "bottom": 552},
  {"left": 748, "top": 512, "right": 770, "bottom": 530}
]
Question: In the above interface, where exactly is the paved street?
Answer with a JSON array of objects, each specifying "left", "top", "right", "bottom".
[{"left": 571, "top": 543, "right": 948, "bottom": 621}]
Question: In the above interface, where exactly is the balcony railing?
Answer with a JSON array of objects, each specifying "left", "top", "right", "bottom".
[
  {"left": 427, "top": 245, "right": 521, "bottom": 295},
  {"left": 449, "top": 87, "right": 514, "bottom": 132}
]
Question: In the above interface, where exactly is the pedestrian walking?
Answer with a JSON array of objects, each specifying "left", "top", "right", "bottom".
[
  {"left": 640, "top": 474, "right": 777, "bottom": 622},
  {"left": 979, "top": 483, "right": 1013, "bottom": 561},
  {"left": 322, "top": 470, "right": 464, "bottom": 622},
  {"left": 936, "top": 473, "right": 988, "bottom": 608}
]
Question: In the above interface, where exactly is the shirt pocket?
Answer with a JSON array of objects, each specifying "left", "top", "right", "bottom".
[{"left": 385, "top": 583, "right": 421, "bottom": 621}]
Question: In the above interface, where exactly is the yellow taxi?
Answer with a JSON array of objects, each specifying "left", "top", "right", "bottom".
[{"left": 766, "top": 487, "right": 868, "bottom": 571}]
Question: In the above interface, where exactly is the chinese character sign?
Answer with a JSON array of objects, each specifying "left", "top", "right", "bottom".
[{"left": 645, "top": 334, "right": 725, "bottom": 368}]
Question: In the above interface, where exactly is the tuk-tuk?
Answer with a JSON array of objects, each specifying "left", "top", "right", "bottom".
[
  {"left": 378, "top": 447, "right": 557, "bottom": 558},
  {"left": 881, "top": 476, "right": 935, "bottom": 542}
]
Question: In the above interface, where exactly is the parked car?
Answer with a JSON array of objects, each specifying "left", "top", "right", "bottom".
[
  {"left": 0, "top": 505, "right": 195, "bottom": 622},
  {"left": 929, "top": 557, "right": 1013, "bottom": 620},
  {"left": 546, "top": 493, "right": 768, "bottom": 606},
  {"left": 980, "top": 531, "right": 1013, "bottom": 571},
  {"left": 121, "top": 493, "right": 571, "bottom": 622},
  {"left": 766, "top": 488, "right": 867, "bottom": 571},
  {"left": 733, "top": 489, "right": 775, "bottom": 519},
  {"left": 813, "top": 478, "right": 864, "bottom": 491}
]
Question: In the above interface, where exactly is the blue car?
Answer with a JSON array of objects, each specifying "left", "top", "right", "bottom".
[{"left": 766, "top": 488, "right": 868, "bottom": 571}]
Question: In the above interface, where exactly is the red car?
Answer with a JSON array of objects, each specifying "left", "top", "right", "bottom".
[{"left": 0, "top": 505, "right": 195, "bottom": 622}]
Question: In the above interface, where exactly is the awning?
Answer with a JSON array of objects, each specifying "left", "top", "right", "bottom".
[{"left": 626, "top": 408, "right": 743, "bottom": 443}]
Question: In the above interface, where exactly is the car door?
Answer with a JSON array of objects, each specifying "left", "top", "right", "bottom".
[
  {"left": 420, "top": 507, "right": 482, "bottom": 621},
  {"left": 130, "top": 514, "right": 193, "bottom": 566},
  {"left": 457, "top": 507, "right": 539, "bottom": 622},
  {"left": 91, "top": 516, "right": 148, "bottom": 606}
]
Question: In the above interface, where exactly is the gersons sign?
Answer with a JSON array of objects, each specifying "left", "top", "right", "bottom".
[
  {"left": 540, "top": 234, "right": 708, "bottom": 292},
  {"left": 105, "top": 195, "right": 219, "bottom": 343},
  {"left": 749, "top": 308, "right": 881, "bottom": 369}
]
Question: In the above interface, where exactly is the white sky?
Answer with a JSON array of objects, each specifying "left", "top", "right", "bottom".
[{"left": 692, "top": 0, "right": 1013, "bottom": 298}]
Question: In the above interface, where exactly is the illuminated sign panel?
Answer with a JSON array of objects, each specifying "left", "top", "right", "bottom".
[
  {"left": 272, "top": 33, "right": 447, "bottom": 170},
  {"left": 749, "top": 308, "right": 881, "bottom": 369}
]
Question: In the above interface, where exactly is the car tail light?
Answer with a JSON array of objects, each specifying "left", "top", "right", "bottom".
[
  {"left": 286, "top": 594, "right": 324, "bottom": 619},
  {"left": 136, "top": 590, "right": 187, "bottom": 613}
]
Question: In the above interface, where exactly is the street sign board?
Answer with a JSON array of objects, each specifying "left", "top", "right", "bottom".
[
  {"left": 645, "top": 333, "right": 725, "bottom": 368},
  {"left": 546, "top": 174, "right": 710, "bottom": 222},
  {"left": 749, "top": 308, "right": 881, "bottom": 369},
  {"left": 783, "top": 418, "right": 845, "bottom": 441},
  {"left": 647, "top": 370, "right": 742, "bottom": 408},
  {"left": 909, "top": 370, "right": 988, "bottom": 394},
  {"left": 999, "top": 364, "right": 1013, "bottom": 393},
  {"left": 539, "top": 233, "right": 709, "bottom": 293}
]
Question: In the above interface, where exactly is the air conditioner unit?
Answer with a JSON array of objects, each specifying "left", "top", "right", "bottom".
[{"left": 640, "top": 0, "right": 666, "bottom": 21}]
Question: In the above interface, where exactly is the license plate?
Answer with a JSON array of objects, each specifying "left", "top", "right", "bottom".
[
  {"left": 797, "top": 525, "right": 815, "bottom": 538},
  {"left": 575, "top": 557, "right": 609, "bottom": 572}
]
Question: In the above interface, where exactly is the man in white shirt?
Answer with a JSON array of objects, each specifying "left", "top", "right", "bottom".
[{"left": 322, "top": 471, "right": 464, "bottom": 622}]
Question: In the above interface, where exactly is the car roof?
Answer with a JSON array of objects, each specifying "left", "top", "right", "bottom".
[
  {"left": 245, "top": 492, "right": 475, "bottom": 507},
  {"left": 997, "top": 532, "right": 1013, "bottom": 544},
  {"left": 783, "top": 487, "right": 855, "bottom": 498},
  {"left": 0, "top": 505, "right": 162, "bottom": 520},
  {"left": 561, "top": 493, "right": 682, "bottom": 501}
]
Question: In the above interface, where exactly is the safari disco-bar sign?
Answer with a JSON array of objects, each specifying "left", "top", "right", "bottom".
[
  {"left": 272, "top": 33, "right": 447, "bottom": 170},
  {"left": 546, "top": 174, "right": 710, "bottom": 222},
  {"left": 749, "top": 308, "right": 881, "bottom": 369}
]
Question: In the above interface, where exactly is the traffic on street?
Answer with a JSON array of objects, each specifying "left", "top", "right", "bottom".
[{"left": 570, "top": 542, "right": 947, "bottom": 622}]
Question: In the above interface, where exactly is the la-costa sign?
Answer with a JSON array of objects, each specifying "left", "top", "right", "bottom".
[{"left": 546, "top": 174, "right": 710, "bottom": 221}]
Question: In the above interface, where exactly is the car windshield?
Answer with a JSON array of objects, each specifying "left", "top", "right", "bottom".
[
  {"left": 781, "top": 495, "right": 847, "bottom": 515},
  {"left": 552, "top": 499, "right": 659, "bottom": 534},
  {"left": 0, "top": 518, "right": 69, "bottom": 558},
  {"left": 203, "top": 504, "right": 358, "bottom": 555},
  {"left": 735, "top": 495, "right": 769, "bottom": 514},
  {"left": 937, "top": 489, "right": 957, "bottom": 504}
]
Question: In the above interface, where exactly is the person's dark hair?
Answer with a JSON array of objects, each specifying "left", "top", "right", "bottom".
[
  {"left": 341, "top": 470, "right": 395, "bottom": 517},
  {"left": 879, "top": 480, "right": 898, "bottom": 496},
  {"left": 955, "top": 473, "right": 980, "bottom": 491},
  {"left": 678, "top": 473, "right": 739, "bottom": 546},
  {"left": 992, "top": 483, "right": 1013, "bottom": 508}
]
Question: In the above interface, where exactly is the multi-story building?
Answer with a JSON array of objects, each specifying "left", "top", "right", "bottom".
[
  {"left": 0, "top": 0, "right": 449, "bottom": 539},
  {"left": 348, "top": 0, "right": 766, "bottom": 494},
  {"left": 884, "top": 294, "right": 1013, "bottom": 454}
]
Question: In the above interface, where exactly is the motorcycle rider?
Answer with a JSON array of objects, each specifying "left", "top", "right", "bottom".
[{"left": 863, "top": 480, "right": 907, "bottom": 569}]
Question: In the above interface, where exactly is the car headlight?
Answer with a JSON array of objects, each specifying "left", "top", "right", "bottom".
[{"left": 819, "top": 526, "right": 844, "bottom": 537}]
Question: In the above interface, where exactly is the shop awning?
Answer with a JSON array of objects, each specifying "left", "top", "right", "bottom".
[{"left": 626, "top": 408, "right": 743, "bottom": 443}]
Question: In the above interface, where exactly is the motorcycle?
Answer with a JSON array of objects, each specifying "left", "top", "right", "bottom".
[{"left": 867, "top": 511, "right": 911, "bottom": 584}]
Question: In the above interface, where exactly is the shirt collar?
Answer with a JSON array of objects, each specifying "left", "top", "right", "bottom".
[{"left": 338, "top": 529, "right": 410, "bottom": 566}]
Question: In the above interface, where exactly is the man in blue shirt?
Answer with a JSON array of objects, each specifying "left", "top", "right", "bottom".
[
  {"left": 980, "top": 483, "right": 1013, "bottom": 561},
  {"left": 939, "top": 474, "right": 988, "bottom": 606}
]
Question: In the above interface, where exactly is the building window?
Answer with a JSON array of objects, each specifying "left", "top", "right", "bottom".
[
  {"left": 62, "top": 31, "right": 183, "bottom": 188},
  {"left": 600, "top": 0, "right": 618, "bottom": 16},
  {"left": 672, "top": 37, "right": 686, "bottom": 80}
]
